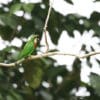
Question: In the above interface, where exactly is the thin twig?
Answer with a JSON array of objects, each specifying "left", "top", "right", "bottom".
[
  {"left": 79, "top": 51, "right": 100, "bottom": 58},
  {"left": 43, "top": 0, "right": 54, "bottom": 52},
  {"left": 0, "top": 51, "right": 100, "bottom": 67}
]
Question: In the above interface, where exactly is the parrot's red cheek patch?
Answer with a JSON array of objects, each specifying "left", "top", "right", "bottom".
[
  {"left": 33, "top": 38, "right": 38, "bottom": 48},
  {"left": 34, "top": 42, "right": 37, "bottom": 48}
]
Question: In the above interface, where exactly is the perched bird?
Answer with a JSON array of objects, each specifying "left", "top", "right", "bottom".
[{"left": 18, "top": 35, "right": 39, "bottom": 60}]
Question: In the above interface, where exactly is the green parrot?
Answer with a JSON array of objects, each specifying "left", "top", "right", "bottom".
[{"left": 18, "top": 35, "right": 39, "bottom": 60}]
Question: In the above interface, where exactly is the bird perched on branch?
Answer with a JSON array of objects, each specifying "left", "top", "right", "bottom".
[{"left": 18, "top": 35, "right": 39, "bottom": 60}]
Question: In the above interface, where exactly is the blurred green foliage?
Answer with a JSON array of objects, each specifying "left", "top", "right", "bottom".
[{"left": 0, "top": 0, "right": 100, "bottom": 100}]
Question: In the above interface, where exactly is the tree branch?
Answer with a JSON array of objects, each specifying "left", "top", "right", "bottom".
[
  {"left": 79, "top": 51, "right": 100, "bottom": 58},
  {"left": 43, "top": 0, "right": 54, "bottom": 52},
  {"left": 0, "top": 51, "right": 100, "bottom": 67}
]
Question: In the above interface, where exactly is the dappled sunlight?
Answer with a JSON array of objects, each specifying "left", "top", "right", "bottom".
[
  {"left": 53, "top": 0, "right": 100, "bottom": 18},
  {"left": 40, "top": 29, "right": 100, "bottom": 84},
  {"left": 0, "top": 37, "right": 9, "bottom": 50}
]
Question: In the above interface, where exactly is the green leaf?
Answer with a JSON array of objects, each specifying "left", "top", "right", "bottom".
[
  {"left": 65, "top": 0, "right": 73, "bottom": 4},
  {"left": 7, "top": 95, "right": 14, "bottom": 100},
  {"left": 9, "top": 90, "right": 23, "bottom": 100},
  {"left": 93, "top": 0, "right": 100, "bottom": 2},
  {"left": 0, "top": 26, "right": 13, "bottom": 40},
  {"left": 39, "top": 90, "right": 53, "bottom": 100},
  {"left": 10, "top": 3, "right": 22, "bottom": 14},
  {"left": 22, "top": 3, "right": 34, "bottom": 13},
  {"left": 24, "top": 61, "right": 43, "bottom": 89},
  {"left": 89, "top": 12, "right": 100, "bottom": 35},
  {"left": 83, "top": 19, "right": 91, "bottom": 28},
  {"left": 46, "top": 65, "right": 67, "bottom": 80},
  {"left": 19, "top": 20, "right": 35, "bottom": 37},
  {"left": 0, "top": 14, "right": 19, "bottom": 29},
  {"left": 90, "top": 73, "right": 100, "bottom": 96}
]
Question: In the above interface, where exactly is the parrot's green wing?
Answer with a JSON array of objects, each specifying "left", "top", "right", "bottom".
[{"left": 18, "top": 39, "right": 34, "bottom": 59}]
